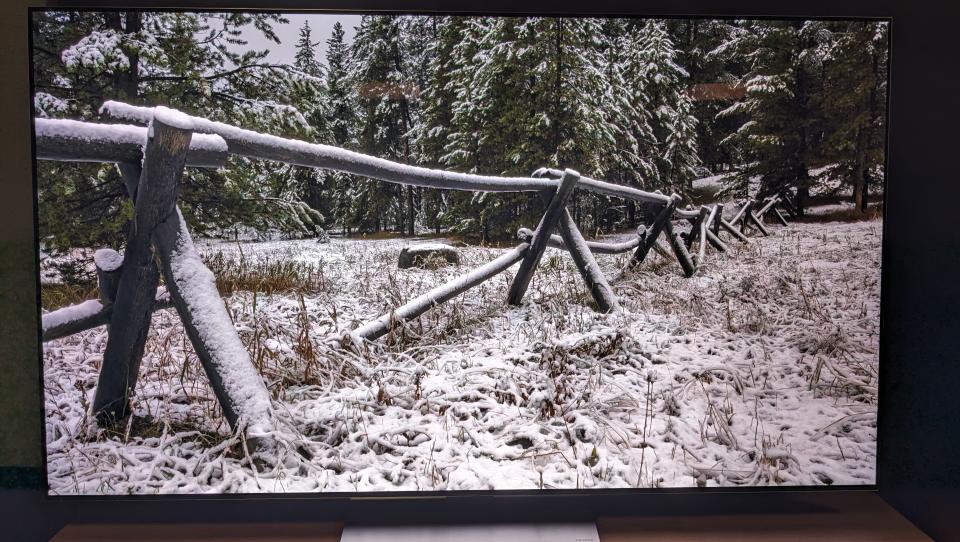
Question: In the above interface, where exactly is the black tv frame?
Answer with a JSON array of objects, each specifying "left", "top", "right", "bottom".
[
  {"left": 4, "top": 0, "right": 959, "bottom": 540},
  {"left": 28, "top": 4, "right": 891, "bottom": 502}
]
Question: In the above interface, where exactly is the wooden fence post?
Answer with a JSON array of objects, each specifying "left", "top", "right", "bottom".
[
  {"left": 556, "top": 208, "right": 620, "bottom": 313},
  {"left": 694, "top": 206, "right": 710, "bottom": 264},
  {"left": 702, "top": 206, "right": 727, "bottom": 252},
  {"left": 747, "top": 207, "right": 771, "bottom": 236},
  {"left": 93, "top": 152, "right": 166, "bottom": 425},
  {"left": 757, "top": 196, "right": 779, "bottom": 219},
  {"left": 93, "top": 113, "right": 277, "bottom": 464},
  {"left": 631, "top": 196, "right": 678, "bottom": 267},
  {"left": 731, "top": 199, "right": 753, "bottom": 229},
  {"left": 355, "top": 243, "right": 531, "bottom": 341},
  {"left": 719, "top": 216, "right": 750, "bottom": 243},
  {"left": 705, "top": 228, "right": 728, "bottom": 253},
  {"left": 737, "top": 200, "right": 754, "bottom": 234},
  {"left": 508, "top": 169, "right": 581, "bottom": 306},
  {"left": 665, "top": 219, "right": 696, "bottom": 277},
  {"left": 779, "top": 190, "right": 799, "bottom": 217},
  {"left": 772, "top": 207, "right": 790, "bottom": 226},
  {"left": 684, "top": 207, "right": 708, "bottom": 251},
  {"left": 94, "top": 249, "right": 122, "bottom": 309},
  {"left": 130, "top": 113, "right": 276, "bottom": 460}
]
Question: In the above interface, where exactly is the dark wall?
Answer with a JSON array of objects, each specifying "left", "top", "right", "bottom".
[
  {"left": 1, "top": 1, "right": 958, "bottom": 541},
  {"left": 870, "top": 1, "right": 960, "bottom": 538}
]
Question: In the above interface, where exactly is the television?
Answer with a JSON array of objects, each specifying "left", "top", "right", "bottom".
[{"left": 31, "top": 9, "right": 889, "bottom": 496}]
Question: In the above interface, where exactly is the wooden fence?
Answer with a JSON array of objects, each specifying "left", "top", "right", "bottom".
[{"left": 34, "top": 103, "right": 797, "bottom": 460}]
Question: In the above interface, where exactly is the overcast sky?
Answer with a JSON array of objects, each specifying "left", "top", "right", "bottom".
[{"left": 237, "top": 13, "right": 363, "bottom": 65}]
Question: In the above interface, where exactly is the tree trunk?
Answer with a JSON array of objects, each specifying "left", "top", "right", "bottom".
[
  {"left": 862, "top": 171, "right": 870, "bottom": 213},
  {"left": 407, "top": 185, "right": 415, "bottom": 236},
  {"left": 104, "top": 12, "right": 141, "bottom": 102},
  {"left": 795, "top": 182, "right": 810, "bottom": 216},
  {"left": 853, "top": 123, "right": 868, "bottom": 214}
]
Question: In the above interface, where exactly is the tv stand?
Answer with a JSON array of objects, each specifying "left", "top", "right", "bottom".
[{"left": 49, "top": 493, "right": 928, "bottom": 541}]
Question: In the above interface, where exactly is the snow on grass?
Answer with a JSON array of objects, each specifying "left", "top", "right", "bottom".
[
  {"left": 692, "top": 172, "right": 734, "bottom": 191},
  {"left": 805, "top": 201, "right": 882, "bottom": 216},
  {"left": 42, "top": 218, "right": 881, "bottom": 494}
]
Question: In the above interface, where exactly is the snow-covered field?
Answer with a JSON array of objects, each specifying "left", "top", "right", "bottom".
[{"left": 42, "top": 215, "right": 882, "bottom": 494}]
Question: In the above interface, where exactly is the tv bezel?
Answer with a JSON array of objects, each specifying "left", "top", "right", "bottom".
[{"left": 27, "top": 4, "right": 893, "bottom": 502}]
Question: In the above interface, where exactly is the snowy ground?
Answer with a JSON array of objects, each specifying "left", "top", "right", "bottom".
[{"left": 42, "top": 214, "right": 882, "bottom": 494}]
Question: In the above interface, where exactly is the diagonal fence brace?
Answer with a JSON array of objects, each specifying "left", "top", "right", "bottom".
[
  {"left": 556, "top": 208, "right": 620, "bottom": 313},
  {"left": 514, "top": 168, "right": 620, "bottom": 312},
  {"left": 631, "top": 195, "right": 679, "bottom": 267},
  {"left": 508, "top": 169, "right": 582, "bottom": 306}
]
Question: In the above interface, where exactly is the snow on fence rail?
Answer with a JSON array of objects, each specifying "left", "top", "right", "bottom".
[
  {"left": 98, "top": 101, "right": 673, "bottom": 206},
  {"left": 34, "top": 118, "right": 228, "bottom": 168},
  {"left": 34, "top": 103, "right": 798, "bottom": 463}
]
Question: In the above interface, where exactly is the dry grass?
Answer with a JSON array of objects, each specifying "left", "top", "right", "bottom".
[
  {"left": 204, "top": 250, "right": 333, "bottom": 297},
  {"left": 42, "top": 218, "right": 881, "bottom": 494},
  {"left": 41, "top": 281, "right": 99, "bottom": 310}
]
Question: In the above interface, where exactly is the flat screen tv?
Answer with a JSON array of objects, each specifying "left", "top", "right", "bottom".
[{"left": 31, "top": 9, "right": 889, "bottom": 496}]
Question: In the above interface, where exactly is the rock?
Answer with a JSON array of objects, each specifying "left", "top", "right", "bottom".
[{"left": 398, "top": 243, "right": 460, "bottom": 269}]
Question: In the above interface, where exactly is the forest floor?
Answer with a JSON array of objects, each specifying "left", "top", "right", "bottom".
[{"left": 42, "top": 210, "right": 882, "bottom": 494}]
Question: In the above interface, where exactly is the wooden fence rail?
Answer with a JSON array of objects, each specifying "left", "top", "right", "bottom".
[
  {"left": 98, "top": 102, "right": 673, "bottom": 206},
  {"left": 35, "top": 103, "right": 795, "bottom": 463}
]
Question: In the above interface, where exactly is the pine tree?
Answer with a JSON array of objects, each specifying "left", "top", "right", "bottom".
[
  {"left": 323, "top": 21, "right": 361, "bottom": 235},
  {"left": 430, "top": 17, "right": 491, "bottom": 239},
  {"left": 667, "top": 19, "right": 743, "bottom": 174},
  {"left": 632, "top": 20, "right": 701, "bottom": 197},
  {"left": 33, "top": 11, "right": 323, "bottom": 257},
  {"left": 440, "top": 17, "right": 620, "bottom": 239},
  {"left": 289, "top": 20, "right": 330, "bottom": 228},
  {"left": 413, "top": 16, "right": 460, "bottom": 234},
  {"left": 597, "top": 18, "right": 657, "bottom": 227},
  {"left": 294, "top": 20, "right": 320, "bottom": 76},
  {"left": 715, "top": 20, "right": 828, "bottom": 209},
  {"left": 817, "top": 21, "right": 888, "bottom": 213},
  {"left": 662, "top": 92, "right": 701, "bottom": 192},
  {"left": 349, "top": 15, "right": 415, "bottom": 233}
]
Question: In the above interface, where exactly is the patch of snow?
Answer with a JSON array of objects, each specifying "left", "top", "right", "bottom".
[
  {"left": 692, "top": 172, "right": 734, "bottom": 191},
  {"left": 33, "top": 92, "right": 70, "bottom": 118},
  {"left": 190, "top": 134, "right": 229, "bottom": 153},
  {"left": 93, "top": 248, "right": 123, "bottom": 272},
  {"left": 152, "top": 106, "right": 197, "bottom": 131},
  {"left": 35, "top": 118, "right": 146, "bottom": 146},
  {"left": 42, "top": 300, "right": 103, "bottom": 333},
  {"left": 62, "top": 30, "right": 128, "bottom": 72}
]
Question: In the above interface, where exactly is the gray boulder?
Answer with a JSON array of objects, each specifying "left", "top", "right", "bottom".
[{"left": 398, "top": 243, "right": 460, "bottom": 269}]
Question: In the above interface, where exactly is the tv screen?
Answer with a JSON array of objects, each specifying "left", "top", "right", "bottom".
[{"left": 32, "top": 10, "right": 888, "bottom": 495}]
